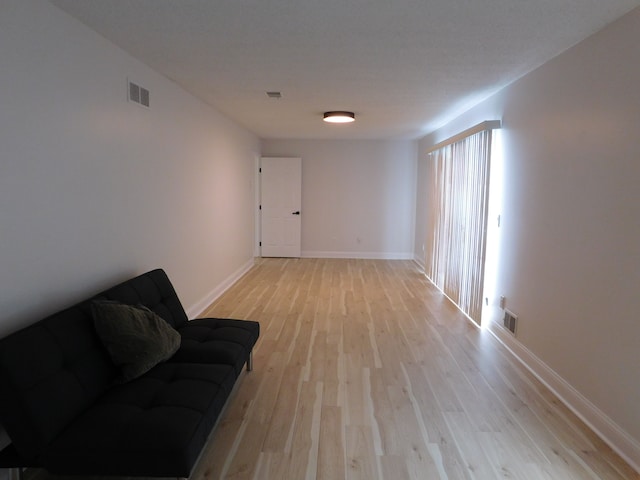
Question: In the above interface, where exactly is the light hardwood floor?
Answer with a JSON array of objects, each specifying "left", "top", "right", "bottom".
[{"left": 191, "top": 258, "right": 638, "bottom": 480}]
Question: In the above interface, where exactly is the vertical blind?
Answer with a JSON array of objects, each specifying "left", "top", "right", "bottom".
[{"left": 425, "top": 122, "right": 499, "bottom": 325}]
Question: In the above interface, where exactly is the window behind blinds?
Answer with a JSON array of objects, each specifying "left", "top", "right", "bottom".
[{"left": 425, "top": 122, "right": 499, "bottom": 325}]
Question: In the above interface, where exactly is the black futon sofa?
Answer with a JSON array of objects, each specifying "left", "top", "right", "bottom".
[{"left": 0, "top": 268, "right": 259, "bottom": 478}]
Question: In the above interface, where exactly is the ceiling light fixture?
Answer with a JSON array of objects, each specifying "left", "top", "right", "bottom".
[{"left": 323, "top": 111, "right": 355, "bottom": 123}]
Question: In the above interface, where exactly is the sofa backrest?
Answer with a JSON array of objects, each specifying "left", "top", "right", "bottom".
[
  {"left": 96, "top": 269, "right": 189, "bottom": 329},
  {"left": 0, "top": 268, "right": 189, "bottom": 462}
]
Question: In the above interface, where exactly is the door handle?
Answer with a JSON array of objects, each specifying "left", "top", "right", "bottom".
[{"left": 292, "top": 211, "right": 300, "bottom": 215}]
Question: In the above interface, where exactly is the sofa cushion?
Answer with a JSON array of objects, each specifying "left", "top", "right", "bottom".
[
  {"left": 92, "top": 302, "right": 181, "bottom": 382},
  {"left": 172, "top": 318, "right": 260, "bottom": 374},
  {"left": 40, "top": 362, "right": 236, "bottom": 477}
]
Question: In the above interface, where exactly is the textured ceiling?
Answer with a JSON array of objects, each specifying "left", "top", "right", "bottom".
[{"left": 50, "top": 0, "right": 640, "bottom": 140}]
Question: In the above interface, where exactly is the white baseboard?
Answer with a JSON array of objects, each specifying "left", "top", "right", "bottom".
[
  {"left": 301, "top": 251, "right": 413, "bottom": 260},
  {"left": 487, "top": 320, "right": 640, "bottom": 473},
  {"left": 413, "top": 255, "right": 426, "bottom": 270},
  {"left": 186, "top": 258, "right": 256, "bottom": 318}
]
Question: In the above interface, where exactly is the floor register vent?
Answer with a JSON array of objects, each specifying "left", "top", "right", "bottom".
[{"left": 503, "top": 310, "right": 518, "bottom": 335}]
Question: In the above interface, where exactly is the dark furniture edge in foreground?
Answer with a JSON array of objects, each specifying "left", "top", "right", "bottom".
[{"left": 0, "top": 268, "right": 259, "bottom": 478}]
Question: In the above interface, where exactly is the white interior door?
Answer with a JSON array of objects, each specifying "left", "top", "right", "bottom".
[{"left": 260, "top": 157, "right": 302, "bottom": 257}]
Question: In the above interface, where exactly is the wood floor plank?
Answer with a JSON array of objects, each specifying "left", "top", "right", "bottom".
[
  {"left": 262, "top": 365, "right": 303, "bottom": 452},
  {"left": 385, "top": 384, "right": 442, "bottom": 479},
  {"left": 379, "top": 455, "right": 411, "bottom": 480},
  {"left": 317, "top": 406, "right": 346, "bottom": 480},
  {"left": 443, "top": 410, "right": 503, "bottom": 479},
  {"left": 345, "top": 426, "right": 380, "bottom": 480},
  {"left": 401, "top": 363, "right": 471, "bottom": 479}
]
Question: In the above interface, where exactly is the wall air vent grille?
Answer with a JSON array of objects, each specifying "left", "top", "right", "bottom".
[{"left": 128, "top": 79, "right": 150, "bottom": 108}]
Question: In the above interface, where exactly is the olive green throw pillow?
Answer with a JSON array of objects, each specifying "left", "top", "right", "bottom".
[{"left": 92, "top": 301, "right": 181, "bottom": 382}]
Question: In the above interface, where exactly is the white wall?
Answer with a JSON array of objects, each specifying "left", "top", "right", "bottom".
[
  {"left": 0, "top": 0, "right": 260, "bottom": 341},
  {"left": 416, "top": 8, "right": 640, "bottom": 468},
  {"left": 262, "top": 139, "right": 417, "bottom": 259}
]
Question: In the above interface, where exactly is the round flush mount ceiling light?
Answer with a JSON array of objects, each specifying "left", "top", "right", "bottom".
[{"left": 323, "top": 111, "right": 355, "bottom": 123}]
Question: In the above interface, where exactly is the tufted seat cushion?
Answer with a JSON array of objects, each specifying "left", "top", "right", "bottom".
[
  {"left": 173, "top": 318, "right": 260, "bottom": 375},
  {"left": 40, "top": 362, "right": 236, "bottom": 476}
]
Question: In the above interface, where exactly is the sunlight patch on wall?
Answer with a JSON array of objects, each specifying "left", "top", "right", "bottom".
[{"left": 482, "top": 129, "right": 504, "bottom": 327}]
